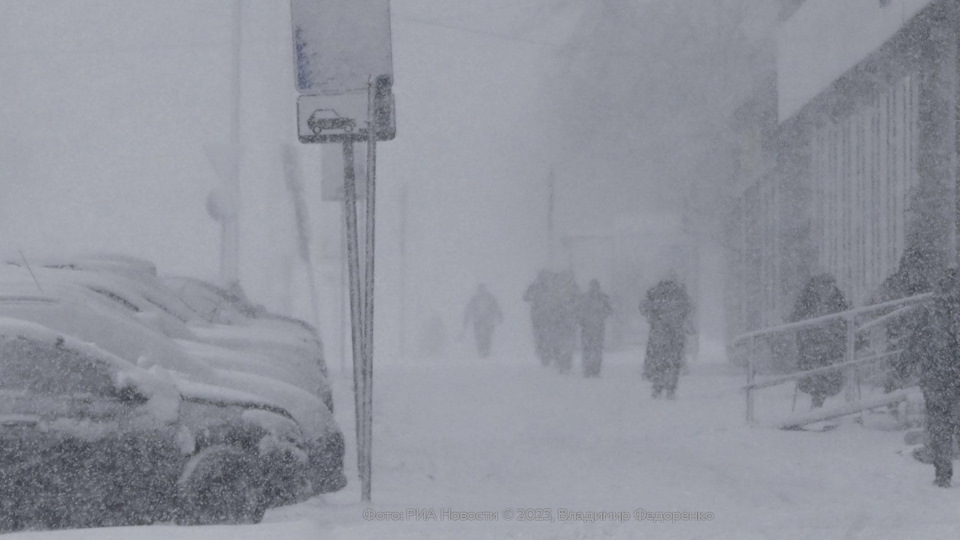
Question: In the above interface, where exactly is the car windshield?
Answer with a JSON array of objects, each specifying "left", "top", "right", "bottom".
[{"left": 0, "top": 336, "right": 117, "bottom": 397}]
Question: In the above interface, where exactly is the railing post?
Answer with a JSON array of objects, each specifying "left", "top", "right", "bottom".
[
  {"left": 746, "top": 336, "right": 756, "bottom": 424},
  {"left": 844, "top": 313, "right": 856, "bottom": 403}
]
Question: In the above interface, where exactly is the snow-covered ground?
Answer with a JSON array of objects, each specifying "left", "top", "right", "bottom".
[{"left": 8, "top": 348, "right": 960, "bottom": 540}]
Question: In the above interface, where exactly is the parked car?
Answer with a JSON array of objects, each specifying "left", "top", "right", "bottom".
[
  {"left": 8, "top": 260, "right": 334, "bottom": 414},
  {"left": 0, "top": 273, "right": 346, "bottom": 498},
  {"left": 0, "top": 318, "right": 307, "bottom": 531},
  {"left": 162, "top": 276, "right": 327, "bottom": 375}
]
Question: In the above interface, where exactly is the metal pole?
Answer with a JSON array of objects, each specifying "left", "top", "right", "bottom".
[
  {"left": 791, "top": 381, "right": 799, "bottom": 413},
  {"left": 223, "top": 0, "right": 242, "bottom": 287},
  {"left": 399, "top": 183, "right": 408, "bottom": 361},
  {"left": 746, "top": 336, "right": 756, "bottom": 424},
  {"left": 340, "top": 216, "right": 347, "bottom": 375},
  {"left": 844, "top": 313, "right": 856, "bottom": 403},
  {"left": 547, "top": 169, "right": 555, "bottom": 266},
  {"left": 360, "top": 76, "right": 378, "bottom": 503},
  {"left": 341, "top": 138, "right": 366, "bottom": 500}
]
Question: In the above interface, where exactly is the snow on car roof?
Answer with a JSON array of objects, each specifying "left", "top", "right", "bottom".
[
  {"left": 188, "top": 321, "right": 316, "bottom": 351},
  {"left": 174, "top": 338, "right": 307, "bottom": 390},
  {"left": 16, "top": 264, "right": 204, "bottom": 325},
  {"left": 0, "top": 272, "right": 205, "bottom": 376},
  {"left": 164, "top": 275, "right": 320, "bottom": 335}
]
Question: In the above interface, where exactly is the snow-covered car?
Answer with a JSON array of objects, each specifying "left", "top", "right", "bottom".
[
  {"left": 0, "top": 275, "right": 346, "bottom": 498},
  {"left": 162, "top": 276, "right": 325, "bottom": 367},
  {"left": 0, "top": 318, "right": 306, "bottom": 531},
  {"left": 9, "top": 259, "right": 334, "bottom": 414}
]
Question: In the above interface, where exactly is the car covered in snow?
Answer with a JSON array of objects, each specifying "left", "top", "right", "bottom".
[
  {"left": 162, "top": 276, "right": 326, "bottom": 371},
  {"left": 0, "top": 273, "right": 346, "bottom": 500},
  {"left": 6, "top": 258, "right": 334, "bottom": 414},
  {"left": 0, "top": 318, "right": 306, "bottom": 531}
]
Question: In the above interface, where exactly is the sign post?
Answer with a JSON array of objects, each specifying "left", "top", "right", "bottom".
[{"left": 290, "top": 0, "right": 394, "bottom": 503}]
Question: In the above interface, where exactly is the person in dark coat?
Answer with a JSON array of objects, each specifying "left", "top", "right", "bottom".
[
  {"left": 524, "top": 270, "right": 554, "bottom": 366},
  {"left": 546, "top": 270, "right": 580, "bottom": 373},
  {"left": 640, "top": 277, "right": 693, "bottom": 399},
  {"left": 578, "top": 279, "right": 613, "bottom": 378},
  {"left": 463, "top": 283, "right": 504, "bottom": 358},
  {"left": 870, "top": 243, "right": 937, "bottom": 392},
  {"left": 902, "top": 267, "right": 960, "bottom": 487},
  {"left": 789, "top": 274, "right": 849, "bottom": 409}
]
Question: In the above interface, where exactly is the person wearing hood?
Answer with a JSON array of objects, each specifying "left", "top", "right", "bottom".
[
  {"left": 902, "top": 267, "right": 960, "bottom": 487},
  {"left": 789, "top": 273, "right": 849, "bottom": 409},
  {"left": 463, "top": 283, "right": 504, "bottom": 358},
  {"left": 640, "top": 277, "right": 693, "bottom": 399}
]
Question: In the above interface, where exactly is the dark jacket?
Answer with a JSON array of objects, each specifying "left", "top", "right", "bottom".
[
  {"left": 789, "top": 274, "right": 848, "bottom": 398},
  {"left": 870, "top": 244, "right": 937, "bottom": 390},
  {"left": 903, "top": 290, "right": 960, "bottom": 401},
  {"left": 578, "top": 287, "right": 613, "bottom": 337},
  {"left": 640, "top": 279, "right": 692, "bottom": 376}
]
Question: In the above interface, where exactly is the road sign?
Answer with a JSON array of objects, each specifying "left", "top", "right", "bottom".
[
  {"left": 291, "top": 0, "right": 393, "bottom": 95},
  {"left": 289, "top": 0, "right": 394, "bottom": 503},
  {"left": 297, "top": 77, "right": 395, "bottom": 143}
]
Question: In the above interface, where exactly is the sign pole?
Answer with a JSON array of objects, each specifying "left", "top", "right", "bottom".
[
  {"left": 290, "top": 1, "right": 394, "bottom": 504},
  {"left": 340, "top": 138, "right": 368, "bottom": 500},
  {"left": 359, "top": 76, "right": 378, "bottom": 502}
]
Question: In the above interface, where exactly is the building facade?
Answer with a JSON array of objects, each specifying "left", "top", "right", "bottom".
[{"left": 726, "top": 0, "right": 959, "bottom": 340}]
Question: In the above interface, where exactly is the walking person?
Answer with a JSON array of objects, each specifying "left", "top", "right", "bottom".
[
  {"left": 578, "top": 279, "right": 613, "bottom": 377},
  {"left": 463, "top": 283, "right": 504, "bottom": 358},
  {"left": 789, "top": 274, "right": 848, "bottom": 409},
  {"left": 524, "top": 270, "right": 553, "bottom": 366},
  {"left": 903, "top": 267, "right": 960, "bottom": 487},
  {"left": 549, "top": 270, "right": 580, "bottom": 373},
  {"left": 640, "top": 276, "right": 693, "bottom": 399},
  {"left": 870, "top": 243, "right": 937, "bottom": 393}
]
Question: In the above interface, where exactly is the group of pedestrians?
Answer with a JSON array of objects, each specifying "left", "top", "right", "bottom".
[
  {"left": 521, "top": 270, "right": 594, "bottom": 374},
  {"left": 461, "top": 255, "right": 960, "bottom": 489},
  {"left": 462, "top": 270, "right": 695, "bottom": 396},
  {"left": 517, "top": 270, "right": 694, "bottom": 393}
]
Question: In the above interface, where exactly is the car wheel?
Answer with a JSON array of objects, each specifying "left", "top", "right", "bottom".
[{"left": 176, "top": 445, "right": 265, "bottom": 525}]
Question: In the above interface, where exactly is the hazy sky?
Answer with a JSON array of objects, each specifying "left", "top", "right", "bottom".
[
  {"left": 0, "top": 0, "right": 769, "bottom": 363},
  {"left": 0, "top": 0, "right": 574, "bottom": 361}
]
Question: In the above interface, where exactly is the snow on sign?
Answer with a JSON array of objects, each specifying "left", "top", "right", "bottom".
[
  {"left": 291, "top": 0, "right": 393, "bottom": 95},
  {"left": 291, "top": 0, "right": 396, "bottom": 143}
]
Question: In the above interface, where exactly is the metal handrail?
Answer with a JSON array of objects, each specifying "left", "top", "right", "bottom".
[
  {"left": 733, "top": 292, "right": 932, "bottom": 344},
  {"left": 741, "top": 350, "right": 901, "bottom": 392},
  {"left": 738, "top": 292, "right": 932, "bottom": 424}
]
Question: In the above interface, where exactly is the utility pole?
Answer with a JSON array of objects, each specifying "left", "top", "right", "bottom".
[
  {"left": 223, "top": 0, "right": 242, "bottom": 287},
  {"left": 205, "top": 0, "right": 242, "bottom": 288}
]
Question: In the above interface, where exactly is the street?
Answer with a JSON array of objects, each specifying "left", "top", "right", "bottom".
[{"left": 10, "top": 348, "right": 960, "bottom": 540}]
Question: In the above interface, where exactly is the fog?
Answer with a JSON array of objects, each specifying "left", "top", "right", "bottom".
[
  {"left": 0, "top": 1, "right": 777, "bottom": 366},
  {"left": 7, "top": 1, "right": 960, "bottom": 537}
]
